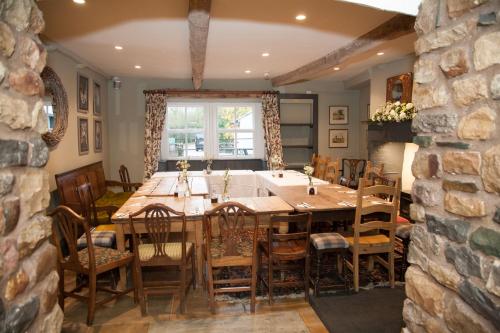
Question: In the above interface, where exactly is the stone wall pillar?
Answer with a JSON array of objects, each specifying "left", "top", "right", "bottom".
[
  {"left": 0, "top": 1, "right": 63, "bottom": 332},
  {"left": 406, "top": 0, "right": 500, "bottom": 332}
]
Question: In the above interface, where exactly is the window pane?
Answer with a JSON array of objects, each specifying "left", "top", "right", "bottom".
[
  {"left": 217, "top": 107, "right": 235, "bottom": 129},
  {"left": 236, "top": 132, "right": 253, "bottom": 156},
  {"left": 186, "top": 106, "right": 204, "bottom": 129},
  {"left": 168, "top": 133, "right": 186, "bottom": 157},
  {"left": 167, "top": 107, "right": 185, "bottom": 129},
  {"left": 218, "top": 132, "right": 235, "bottom": 156},
  {"left": 235, "top": 107, "right": 253, "bottom": 129},
  {"left": 186, "top": 133, "right": 204, "bottom": 157}
]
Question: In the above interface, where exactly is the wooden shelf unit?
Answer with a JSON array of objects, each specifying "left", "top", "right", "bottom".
[{"left": 279, "top": 94, "right": 318, "bottom": 170}]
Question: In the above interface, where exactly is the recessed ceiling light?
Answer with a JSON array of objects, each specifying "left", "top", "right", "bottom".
[
  {"left": 73, "top": 0, "right": 85, "bottom": 4},
  {"left": 295, "top": 14, "right": 306, "bottom": 21},
  {"left": 244, "top": 70, "right": 252, "bottom": 74},
  {"left": 333, "top": 67, "right": 340, "bottom": 71},
  {"left": 377, "top": 52, "right": 385, "bottom": 56},
  {"left": 114, "top": 45, "right": 123, "bottom": 50},
  {"left": 262, "top": 52, "right": 270, "bottom": 57},
  {"left": 134, "top": 65, "right": 142, "bottom": 69}
]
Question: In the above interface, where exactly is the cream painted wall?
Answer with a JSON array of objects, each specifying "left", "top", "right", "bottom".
[
  {"left": 44, "top": 50, "right": 109, "bottom": 191},
  {"left": 358, "top": 84, "right": 370, "bottom": 159},
  {"left": 369, "top": 56, "right": 415, "bottom": 117},
  {"left": 107, "top": 77, "right": 363, "bottom": 182}
]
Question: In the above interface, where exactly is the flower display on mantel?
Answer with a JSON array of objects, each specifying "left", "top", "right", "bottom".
[{"left": 371, "top": 101, "right": 416, "bottom": 123}]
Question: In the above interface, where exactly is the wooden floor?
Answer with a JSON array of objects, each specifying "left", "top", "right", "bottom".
[{"left": 61, "top": 277, "right": 328, "bottom": 333}]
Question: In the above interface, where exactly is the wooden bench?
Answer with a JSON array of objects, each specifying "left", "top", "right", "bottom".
[{"left": 55, "top": 161, "right": 136, "bottom": 215}]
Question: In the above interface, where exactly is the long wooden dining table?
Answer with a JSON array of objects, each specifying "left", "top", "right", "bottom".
[
  {"left": 112, "top": 171, "right": 387, "bottom": 288},
  {"left": 112, "top": 194, "right": 294, "bottom": 287}
]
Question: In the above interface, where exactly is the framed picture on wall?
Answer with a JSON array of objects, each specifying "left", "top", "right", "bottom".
[
  {"left": 386, "top": 72, "right": 413, "bottom": 103},
  {"left": 77, "top": 73, "right": 89, "bottom": 112},
  {"left": 329, "top": 129, "right": 348, "bottom": 148},
  {"left": 78, "top": 117, "right": 89, "bottom": 155},
  {"left": 329, "top": 105, "right": 348, "bottom": 124},
  {"left": 93, "top": 81, "right": 101, "bottom": 116},
  {"left": 94, "top": 119, "right": 102, "bottom": 152}
]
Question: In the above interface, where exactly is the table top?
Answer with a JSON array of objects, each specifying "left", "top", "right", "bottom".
[
  {"left": 151, "top": 170, "right": 255, "bottom": 178},
  {"left": 132, "top": 177, "right": 209, "bottom": 197},
  {"left": 255, "top": 170, "right": 329, "bottom": 187},
  {"left": 271, "top": 184, "right": 387, "bottom": 212},
  {"left": 113, "top": 195, "right": 294, "bottom": 222}
]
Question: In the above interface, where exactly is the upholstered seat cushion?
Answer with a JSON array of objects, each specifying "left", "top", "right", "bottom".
[
  {"left": 311, "top": 233, "right": 349, "bottom": 250},
  {"left": 77, "top": 224, "right": 117, "bottom": 250},
  {"left": 259, "top": 240, "right": 307, "bottom": 257},
  {"left": 345, "top": 234, "right": 390, "bottom": 247},
  {"left": 95, "top": 191, "right": 133, "bottom": 209},
  {"left": 396, "top": 223, "right": 413, "bottom": 239},
  {"left": 73, "top": 246, "right": 132, "bottom": 269},
  {"left": 397, "top": 215, "right": 410, "bottom": 224},
  {"left": 138, "top": 242, "right": 193, "bottom": 261}
]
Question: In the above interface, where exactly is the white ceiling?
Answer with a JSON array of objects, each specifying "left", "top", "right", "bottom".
[{"left": 39, "top": 0, "right": 416, "bottom": 83}]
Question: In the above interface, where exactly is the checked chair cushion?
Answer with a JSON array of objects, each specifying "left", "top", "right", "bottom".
[
  {"left": 77, "top": 224, "right": 116, "bottom": 250},
  {"left": 311, "top": 232, "right": 349, "bottom": 250}
]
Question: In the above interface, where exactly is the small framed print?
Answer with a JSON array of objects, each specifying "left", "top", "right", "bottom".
[
  {"left": 77, "top": 73, "right": 89, "bottom": 112},
  {"left": 94, "top": 119, "right": 102, "bottom": 152},
  {"left": 329, "top": 129, "right": 348, "bottom": 148},
  {"left": 329, "top": 105, "right": 349, "bottom": 124},
  {"left": 78, "top": 117, "right": 89, "bottom": 155},
  {"left": 93, "top": 81, "right": 101, "bottom": 116}
]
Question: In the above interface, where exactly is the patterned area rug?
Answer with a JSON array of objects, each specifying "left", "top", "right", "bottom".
[{"left": 148, "top": 311, "right": 310, "bottom": 333}]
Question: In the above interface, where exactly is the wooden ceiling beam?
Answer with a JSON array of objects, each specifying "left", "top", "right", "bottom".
[
  {"left": 188, "top": 0, "right": 212, "bottom": 90},
  {"left": 271, "top": 14, "right": 416, "bottom": 87}
]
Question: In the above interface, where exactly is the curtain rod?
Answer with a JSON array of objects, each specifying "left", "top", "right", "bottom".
[{"left": 143, "top": 89, "right": 279, "bottom": 98}]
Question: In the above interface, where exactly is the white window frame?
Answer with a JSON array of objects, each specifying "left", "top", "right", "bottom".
[{"left": 161, "top": 101, "right": 264, "bottom": 160}]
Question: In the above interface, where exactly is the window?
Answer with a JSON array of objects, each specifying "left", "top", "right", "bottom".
[
  {"left": 43, "top": 96, "right": 55, "bottom": 131},
  {"left": 161, "top": 102, "right": 263, "bottom": 160}
]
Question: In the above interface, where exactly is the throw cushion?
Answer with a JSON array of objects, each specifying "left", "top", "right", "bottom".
[
  {"left": 74, "top": 246, "right": 131, "bottom": 269},
  {"left": 311, "top": 233, "right": 349, "bottom": 250}
]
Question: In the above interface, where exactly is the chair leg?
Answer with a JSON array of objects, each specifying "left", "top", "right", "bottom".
[
  {"left": 207, "top": 267, "right": 216, "bottom": 314},
  {"left": 304, "top": 255, "right": 310, "bottom": 303},
  {"left": 353, "top": 252, "right": 359, "bottom": 293},
  {"left": 367, "top": 255, "right": 374, "bottom": 272},
  {"left": 179, "top": 266, "right": 187, "bottom": 314},
  {"left": 87, "top": 274, "right": 97, "bottom": 326},
  {"left": 251, "top": 265, "right": 257, "bottom": 313},
  {"left": 314, "top": 251, "right": 321, "bottom": 297},
  {"left": 130, "top": 261, "right": 139, "bottom": 304},
  {"left": 136, "top": 264, "right": 147, "bottom": 316},
  {"left": 389, "top": 251, "right": 395, "bottom": 288},
  {"left": 191, "top": 252, "right": 197, "bottom": 290},
  {"left": 341, "top": 250, "right": 348, "bottom": 293},
  {"left": 268, "top": 255, "right": 273, "bottom": 305},
  {"left": 58, "top": 266, "right": 65, "bottom": 312}
]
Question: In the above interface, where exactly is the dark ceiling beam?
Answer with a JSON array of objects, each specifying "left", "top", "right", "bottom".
[
  {"left": 271, "top": 14, "right": 416, "bottom": 87},
  {"left": 188, "top": 0, "right": 212, "bottom": 90}
]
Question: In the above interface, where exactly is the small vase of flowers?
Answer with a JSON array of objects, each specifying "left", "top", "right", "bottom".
[
  {"left": 222, "top": 168, "right": 231, "bottom": 202},
  {"left": 203, "top": 157, "right": 213, "bottom": 175},
  {"left": 176, "top": 160, "right": 191, "bottom": 197},
  {"left": 304, "top": 164, "right": 317, "bottom": 195},
  {"left": 371, "top": 101, "right": 416, "bottom": 123}
]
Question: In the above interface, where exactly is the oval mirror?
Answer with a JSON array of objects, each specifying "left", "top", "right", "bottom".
[{"left": 41, "top": 66, "right": 68, "bottom": 147}]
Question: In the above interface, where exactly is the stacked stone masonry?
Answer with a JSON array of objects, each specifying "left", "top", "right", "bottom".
[
  {"left": 0, "top": 1, "right": 63, "bottom": 332},
  {"left": 407, "top": 0, "right": 500, "bottom": 332}
]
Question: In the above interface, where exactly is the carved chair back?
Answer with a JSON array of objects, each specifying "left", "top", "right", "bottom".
[
  {"left": 324, "top": 159, "right": 341, "bottom": 184},
  {"left": 341, "top": 159, "right": 367, "bottom": 188},
  {"left": 119, "top": 165, "right": 132, "bottom": 192}
]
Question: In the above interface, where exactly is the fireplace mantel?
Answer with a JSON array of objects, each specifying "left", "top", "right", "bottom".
[{"left": 367, "top": 121, "right": 413, "bottom": 143}]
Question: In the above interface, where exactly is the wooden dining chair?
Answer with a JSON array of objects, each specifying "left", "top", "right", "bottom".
[
  {"left": 203, "top": 202, "right": 260, "bottom": 313},
  {"left": 341, "top": 159, "right": 367, "bottom": 188},
  {"left": 324, "top": 159, "right": 341, "bottom": 184},
  {"left": 75, "top": 182, "right": 118, "bottom": 250},
  {"left": 314, "top": 156, "right": 331, "bottom": 179},
  {"left": 119, "top": 165, "right": 142, "bottom": 192},
  {"left": 128, "top": 203, "right": 195, "bottom": 315},
  {"left": 344, "top": 177, "right": 401, "bottom": 292},
  {"left": 49, "top": 205, "right": 136, "bottom": 325},
  {"left": 365, "top": 161, "right": 385, "bottom": 185},
  {"left": 258, "top": 213, "right": 312, "bottom": 304},
  {"left": 311, "top": 153, "right": 319, "bottom": 170}
]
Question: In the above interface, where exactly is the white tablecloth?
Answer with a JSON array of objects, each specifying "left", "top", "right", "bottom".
[{"left": 254, "top": 170, "right": 328, "bottom": 196}]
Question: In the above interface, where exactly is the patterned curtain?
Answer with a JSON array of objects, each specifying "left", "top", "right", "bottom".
[
  {"left": 261, "top": 93, "right": 284, "bottom": 169},
  {"left": 143, "top": 93, "right": 167, "bottom": 180}
]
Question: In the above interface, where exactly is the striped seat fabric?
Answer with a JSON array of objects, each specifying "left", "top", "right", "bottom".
[
  {"left": 77, "top": 224, "right": 117, "bottom": 249},
  {"left": 310, "top": 233, "right": 349, "bottom": 250},
  {"left": 138, "top": 242, "right": 193, "bottom": 261}
]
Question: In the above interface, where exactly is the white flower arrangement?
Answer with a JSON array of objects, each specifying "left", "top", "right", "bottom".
[
  {"left": 176, "top": 160, "right": 191, "bottom": 194},
  {"left": 223, "top": 168, "right": 231, "bottom": 198},
  {"left": 304, "top": 165, "right": 314, "bottom": 186},
  {"left": 371, "top": 101, "right": 416, "bottom": 123}
]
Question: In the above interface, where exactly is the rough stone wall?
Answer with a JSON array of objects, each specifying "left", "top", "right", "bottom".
[
  {"left": 0, "top": 0, "right": 63, "bottom": 332},
  {"left": 406, "top": 0, "right": 500, "bottom": 332}
]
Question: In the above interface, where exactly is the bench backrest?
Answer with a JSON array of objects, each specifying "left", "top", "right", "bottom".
[{"left": 55, "top": 161, "right": 107, "bottom": 212}]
